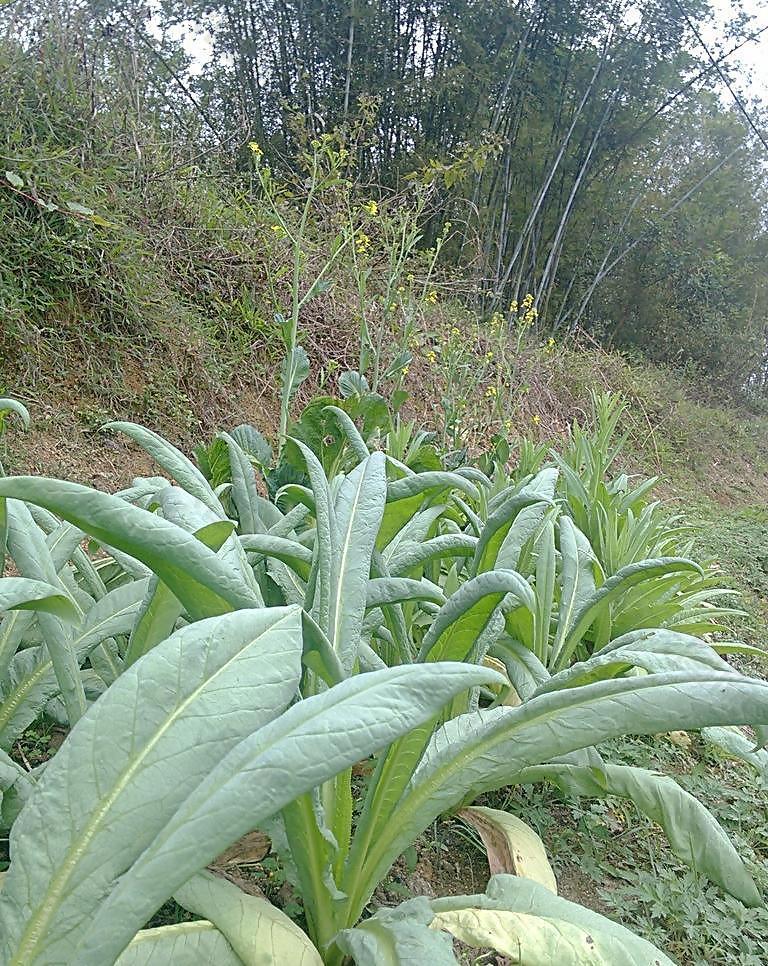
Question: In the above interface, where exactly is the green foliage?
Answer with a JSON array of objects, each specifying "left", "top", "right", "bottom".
[
  {"left": 510, "top": 733, "right": 768, "bottom": 965},
  {"left": 0, "top": 397, "right": 766, "bottom": 964},
  {"left": 3, "top": 2, "right": 768, "bottom": 405}
]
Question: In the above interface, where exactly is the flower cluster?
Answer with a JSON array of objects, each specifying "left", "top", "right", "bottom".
[
  {"left": 356, "top": 230, "right": 371, "bottom": 255},
  {"left": 508, "top": 293, "right": 538, "bottom": 328}
]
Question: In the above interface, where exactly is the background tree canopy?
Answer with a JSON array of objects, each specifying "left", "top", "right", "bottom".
[{"left": 2, "top": 0, "right": 767, "bottom": 394}]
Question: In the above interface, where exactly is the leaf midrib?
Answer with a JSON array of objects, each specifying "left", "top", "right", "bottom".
[{"left": 9, "top": 610, "right": 297, "bottom": 965}]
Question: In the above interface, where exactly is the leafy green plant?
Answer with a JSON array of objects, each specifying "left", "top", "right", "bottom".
[{"left": 1, "top": 405, "right": 767, "bottom": 964}]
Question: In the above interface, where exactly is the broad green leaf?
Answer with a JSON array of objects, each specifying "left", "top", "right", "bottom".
[
  {"left": 123, "top": 575, "right": 183, "bottom": 668},
  {"left": 124, "top": 507, "right": 240, "bottom": 668},
  {"left": 230, "top": 423, "right": 272, "bottom": 466},
  {"left": 418, "top": 571, "right": 535, "bottom": 663},
  {"left": 219, "top": 432, "right": 261, "bottom": 533},
  {"left": 702, "top": 726, "right": 768, "bottom": 787},
  {"left": 366, "top": 577, "right": 444, "bottom": 609},
  {"left": 539, "top": 629, "right": 734, "bottom": 695},
  {"left": 492, "top": 637, "right": 549, "bottom": 701},
  {"left": 391, "top": 505, "right": 449, "bottom": 549},
  {"left": 380, "top": 476, "right": 476, "bottom": 551},
  {"left": 103, "top": 422, "right": 223, "bottom": 517},
  {"left": 72, "top": 661, "right": 501, "bottom": 964},
  {"left": 0, "top": 496, "right": 7, "bottom": 574},
  {"left": 386, "top": 472, "right": 480, "bottom": 506},
  {"left": 0, "top": 749, "right": 34, "bottom": 827},
  {"left": 458, "top": 807, "right": 557, "bottom": 893},
  {"left": 155, "top": 487, "right": 259, "bottom": 602},
  {"left": 0, "top": 479, "right": 259, "bottom": 620},
  {"left": 281, "top": 345, "right": 310, "bottom": 401},
  {"left": 324, "top": 406, "right": 369, "bottom": 462},
  {"left": 472, "top": 492, "right": 547, "bottom": 575},
  {"left": 0, "top": 607, "right": 304, "bottom": 966},
  {"left": 0, "top": 579, "right": 149, "bottom": 749},
  {"left": 4, "top": 500, "right": 86, "bottom": 724},
  {"left": 354, "top": 671, "right": 768, "bottom": 920},
  {"left": 556, "top": 557, "right": 703, "bottom": 670},
  {"left": 0, "top": 577, "right": 78, "bottom": 621},
  {"left": 430, "top": 876, "right": 675, "bottom": 966},
  {"left": 291, "top": 439, "right": 333, "bottom": 633},
  {"left": 268, "top": 503, "right": 310, "bottom": 538},
  {"left": 300, "top": 611, "right": 345, "bottom": 685},
  {"left": 0, "top": 400, "right": 30, "bottom": 430},
  {"left": 496, "top": 503, "right": 558, "bottom": 578},
  {"left": 378, "top": 494, "right": 428, "bottom": 550},
  {"left": 431, "top": 906, "right": 653, "bottom": 965},
  {"left": 713, "top": 641, "right": 768, "bottom": 663},
  {"left": 387, "top": 534, "right": 477, "bottom": 576},
  {"left": 336, "top": 897, "right": 457, "bottom": 965},
  {"left": 328, "top": 453, "right": 387, "bottom": 671},
  {"left": 115, "top": 921, "right": 241, "bottom": 966},
  {"left": 532, "top": 519, "right": 556, "bottom": 663},
  {"left": 551, "top": 517, "right": 597, "bottom": 661},
  {"left": 175, "top": 870, "right": 322, "bottom": 965},
  {"left": 338, "top": 370, "right": 370, "bottom": 398},
  {"left": 240, "top": 534, "right": 312, "bottom": 580},
  {"left": 513, "top": 757, "right": 759, "bottom": 905}
]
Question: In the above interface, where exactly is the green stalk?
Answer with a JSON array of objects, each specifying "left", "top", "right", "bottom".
[
  {"left": 339, "top": 721, "right": 434, "bottom": 926},
  {"left": 282, "top": 794, "right": 339, "bottom": 952},
  {"left": 278, "top": 155, "right": 318, "bottom": 455}
]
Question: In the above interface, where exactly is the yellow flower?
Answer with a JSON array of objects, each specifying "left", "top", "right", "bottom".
[
  {"left": 504, "top": 419, "right": 513, "bottom": 432},
  {"left": 451, "top": 326, "right": 461, "bottom": 336},
  {"left": 401, "top": 365, "right": 410, "bottom": 377},
  {"left": 248, "top": 141, "right": 263, "bottom": 157},
  {"left": 486, "top": 350, "right": 494, "bottom": 360},
  {"left": 356, "top": 230, "right": 371, "bottom": 255},
  {"left": 424, "top": 290, "right": 438, "bottom": 305},
  {"left": 270, "top": 224, "right": 285, "bottom": 237},
  {"left": 426, "top": 349, "right": 437, "bottom": 364},
  {"left": 509, "top": 300, "right": 518, "bottom": 314},
  {"left": 522, "top": 293, "right": 534, "bottom": 309},
  {"left": 364, "top": 200, "right": 378, "bottom": 216},
  {"left": 485, "top": 385, "right": 497, "bottom": 399},
  {"left": 532, "top": 413, "right": 541, "bottom": 425}
]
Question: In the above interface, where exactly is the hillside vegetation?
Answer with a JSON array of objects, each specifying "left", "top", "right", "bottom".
[{"left": 2, "top": 2, "right": 768, "bottom": 965}]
